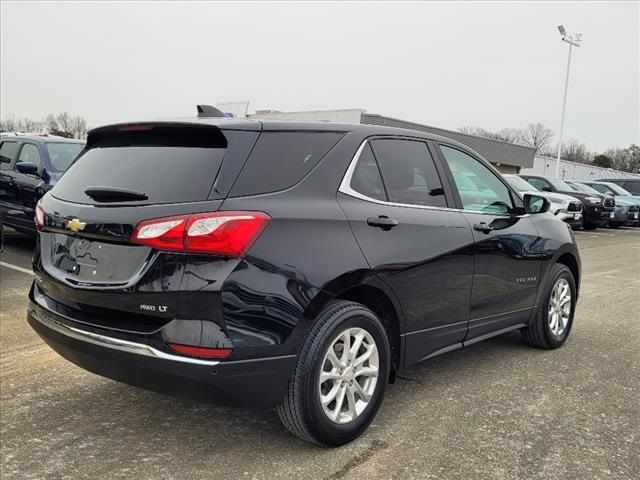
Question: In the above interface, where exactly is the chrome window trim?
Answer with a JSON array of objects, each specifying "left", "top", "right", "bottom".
[
  {"left": 338, "top": 139, "right": 526, "bottom": 217},
  {"left": 32, "top": 309, "right": 221, "bottom": 366}
]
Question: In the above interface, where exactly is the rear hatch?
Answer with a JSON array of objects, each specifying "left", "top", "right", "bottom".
[{"left": 33, "top": 121, "right": 259, "bottom": 332}]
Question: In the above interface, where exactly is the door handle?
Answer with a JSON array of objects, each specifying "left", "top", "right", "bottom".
[
  {"left": 367, "top": 215, "right": 399, "bottom": 231},
  {"left": 473, "top": 222, "right": 493, "bottom": 234}
]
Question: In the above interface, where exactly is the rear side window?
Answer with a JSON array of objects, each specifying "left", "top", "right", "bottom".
[
  {"left": 370, "top": 139, "right": 447, "bottom": 207},
  {"left": 350, "top": 143, "right": 386, "bottom": 201},
  {"left": 52, "top": 125, "right": 229, "bottom": 205},
  {"left": 0, "top": 141, "right": 18, "bottom": 165},
  {"left": 230, "top": 131, "right": 343, "bottom": 197}
]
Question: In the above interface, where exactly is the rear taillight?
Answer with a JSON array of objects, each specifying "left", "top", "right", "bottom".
[
  {"left": 167, "top": 343, "right": 232, "bottom": 359},
  {"left": 185, "top": 212, "right": 270, "bottom": 256},
  {"left": 131, "top": 216, "right": 187, "bottom": 252},
  {"left": 131, "top": 211, "right": 270, "bottom": 257},
  {"left": 34, "top": 201, "right": 45, "bottom": 231}
]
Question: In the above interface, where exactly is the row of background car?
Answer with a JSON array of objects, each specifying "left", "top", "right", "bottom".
[
  {"left": 0, "top": 132, "right": 639, "bottom": 236},
  {"left": 506, "top": 174, "right": 640, "bottom": 230},
  {"left": 0, "top": 133, "right": 85, "bottom": 234}
]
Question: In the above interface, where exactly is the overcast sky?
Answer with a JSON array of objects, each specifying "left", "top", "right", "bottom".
[{"left": 1, "top": 1, "right": 638, "bottom": 151}]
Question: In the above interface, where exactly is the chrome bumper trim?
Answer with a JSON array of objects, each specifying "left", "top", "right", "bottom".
[{"left": 31, "top": 309, "right": 221, "bottom": 367}]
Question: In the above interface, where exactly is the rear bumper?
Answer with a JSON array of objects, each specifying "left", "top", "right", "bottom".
[{"left": 27, "top": 301, "right": 296, "bottom": 409}]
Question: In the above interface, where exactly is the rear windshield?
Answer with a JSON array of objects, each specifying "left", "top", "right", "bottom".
[
  {"left": 52, "top": 125, "right": 228, "bottom": 205},
  {"left": 230, "top": 131, "right": 344, "bottom": 197},
  {"left": 46, "top": 143, "right": 85, "bottom": 171}
]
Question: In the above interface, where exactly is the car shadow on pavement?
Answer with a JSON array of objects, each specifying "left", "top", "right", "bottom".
[{"left": 27, "top": 330, "right": 534, "bottom": 451}]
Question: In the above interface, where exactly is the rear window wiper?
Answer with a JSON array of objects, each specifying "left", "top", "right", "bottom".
[{"left": 84, "top": 186, "right": 149, "bottom": 202}]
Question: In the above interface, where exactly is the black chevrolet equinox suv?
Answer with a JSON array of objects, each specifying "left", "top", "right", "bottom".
[{"left": 28, "top": 112, "right": 581, "bottom": 446}]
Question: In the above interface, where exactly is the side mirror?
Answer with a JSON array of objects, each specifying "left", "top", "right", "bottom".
[
  {"left": 540, "top": 185, "right": 553, "bottom": 192},
  {"left": 16, "top": 162, "right": 39, "bottom": 175},
  {"left": 523, "top": 193, "right": 550, "bottom": 214}
]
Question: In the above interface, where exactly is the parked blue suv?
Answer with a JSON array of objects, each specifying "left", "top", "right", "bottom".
[{"left": 0, "top": 135, "right": 84, "bottom": 234}]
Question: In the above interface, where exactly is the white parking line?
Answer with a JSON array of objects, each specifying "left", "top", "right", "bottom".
[{"left": 0, "top": 261, "right": 33, "bottom": 276}]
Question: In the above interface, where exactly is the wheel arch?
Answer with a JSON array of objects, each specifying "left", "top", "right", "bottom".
[
  {"left": 535, "top": 243, "right": 581, "bottom": 307},
  {"left": 307, "top": 272, "right": 405, "bottom": 375},
  {"left": 556, "top": 251, "right": 580, "bottom": 296},
  {"left": 335, "top": 284, "right": 403, "bottom": 374},
  {"left": 538, "top": 244, "right": 581, "bottom": 304}
]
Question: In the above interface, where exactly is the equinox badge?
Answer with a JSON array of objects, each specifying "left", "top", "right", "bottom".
[{"left": 66, "top": 218, "right": 86, "bottom": 232}]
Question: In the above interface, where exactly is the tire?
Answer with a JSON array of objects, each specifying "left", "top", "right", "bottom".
[
  {"left": 277, "top": 300, "right": 390, "bottom": 446},
  {"left": 609, "top": 222, "right": 621, "bottom": 229},
  {"left": 583, "top": 222, "right": 598, "bottom": 230},
  {"left": 522, "top": 263, "right": 576, "bottom": 349}
]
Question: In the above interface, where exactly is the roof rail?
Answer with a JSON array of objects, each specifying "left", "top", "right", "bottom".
[{"left": 197, "top": 104, "right": 226, "bottom": 118}]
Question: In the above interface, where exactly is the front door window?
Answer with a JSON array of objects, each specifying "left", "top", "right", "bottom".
[
  {"left": 16, "top": 144, "right": 42, "bottom": 171},
  {"left": 440, "top": 146, "right": 513, "bottom": 214}
]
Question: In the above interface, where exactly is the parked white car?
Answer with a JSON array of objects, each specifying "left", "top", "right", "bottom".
[{"left": 503, "top": 174, "right": 583, "bottom": 228}]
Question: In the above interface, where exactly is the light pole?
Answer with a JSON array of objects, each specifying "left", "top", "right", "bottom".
[{"left": 554, "top": 25, "right": 582, "bottom": 178}]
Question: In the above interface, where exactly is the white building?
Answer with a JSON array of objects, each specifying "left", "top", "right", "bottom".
[{"left": 521, "top": 156, "right": 640, "bottom": 181}]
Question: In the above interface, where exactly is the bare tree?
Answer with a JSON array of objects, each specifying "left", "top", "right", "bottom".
[
  {"left": 0, "top": 113, "right": 19, "bottom": 132},
  {"left": 561, "top": 139, "right": 591, "bottom": 164},
  {"left": 22, "top": 117, "right": 44, "bottom": 133},
  {"left": 627, "top": 144, "right": 640, "bottom": 173},
  {"left": 2, "top": 112, "right": 87, "bottom": 138},
  {"left": 458, "top": 126, "right": 514, "bottom": 142},
  {"left": 56, "top": 112, "right": 73, "bottom": 135},
  {"left": 44, "top": 113, "right": 59, "bottom": 133},
  {"left": 521, "top": 123, "right": 554, "bottom": 153},
  {"left": 459, "top": 126, "right": 481, "bottom": 136},
  {"left": 459, "top": 126, "right": 526, "bottom": 144},
  {"left": 459, "top": 126, "right": 489, "bottom": 137},
  {"left": 70, "top": 116, "right": 87, "bottom": 139},
  {"left": 495, "top": 128, "right": 524, "bottom": 144},
  {"left": 605, "top": 145, "right": 640, "bottom": 173}
]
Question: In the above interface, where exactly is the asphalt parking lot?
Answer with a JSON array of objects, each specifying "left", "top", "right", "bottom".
[{"left": 1, "top": 227, "right": 639, "bottom": 480}]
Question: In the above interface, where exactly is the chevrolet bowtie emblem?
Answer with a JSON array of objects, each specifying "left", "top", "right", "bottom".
[{"left": 66, "top": 218, "right": 86, "bottom": 232}]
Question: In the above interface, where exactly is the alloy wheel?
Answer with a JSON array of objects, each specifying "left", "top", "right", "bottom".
[
  {"left": 548, "top": 278, "right": 571, "bottom": 336},
  {"left": 318, "top": 327, "right": 379, "bottom": 424}
]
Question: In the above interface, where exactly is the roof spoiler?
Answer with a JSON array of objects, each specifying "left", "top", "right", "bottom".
[{"left": 197, "top": 104, "right": 226, "bottom": 118}]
